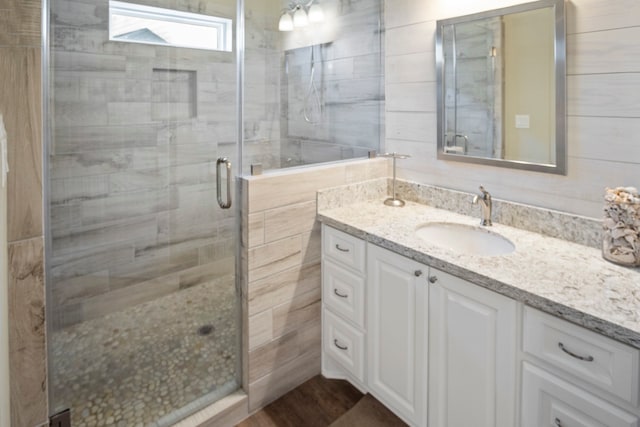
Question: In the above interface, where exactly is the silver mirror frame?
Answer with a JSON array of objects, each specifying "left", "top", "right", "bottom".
[{"left": 435, "top": 0, "right": 566, "bottom": 175}]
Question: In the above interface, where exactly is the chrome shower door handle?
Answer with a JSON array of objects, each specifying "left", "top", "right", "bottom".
[{"left": 216, "top": 157, "right": 232, "bottom": 209}]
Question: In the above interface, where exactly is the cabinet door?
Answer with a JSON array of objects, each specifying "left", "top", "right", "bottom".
[
  {"left": 428, "top": 268, "right": 517, "bottom": 427},
  {"left": 522, "top": 362, "right": 639, "bottom": 427},
  {"left": 367, "top": 243, "right": 428, "bottom": 426}
]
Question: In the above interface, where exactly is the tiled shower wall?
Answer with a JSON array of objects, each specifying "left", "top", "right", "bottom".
[
  {"left": 243, "top": 0, "right": 283, "bottom": 173},
  {"left": 242, "top": 158, "right": 388, "bottom": 411},
  {"left": 49, "top": 0, "right": 244, "bottom": 328},
  {"left": 278, "top": 0, "right": 384, "bottom": 168},
  {"left": 1, "top": 0, "right": 48, "bottom": 425},
  {"left": 244, "top": 0, "right": 386, "bottom": 172}
]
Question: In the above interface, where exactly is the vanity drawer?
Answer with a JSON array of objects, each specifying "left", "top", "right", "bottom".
[
  {"left": 323, "top": 309, "right": 365, "bottom": 382},
  {"left": 521, "top": 362, "right": 639, "bottom": 427},
  {"left": 523, "top": 307, "right": 640, "bottom": 406},
  {"left": 322, "top": 225, "right": 366, "bottom": 273},
  {"left": 323, "top": 259, "right": 365, "bottom": 328}
]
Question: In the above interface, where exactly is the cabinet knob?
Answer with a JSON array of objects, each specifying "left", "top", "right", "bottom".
[
  {"left": 414, "top": 270, "right": 423, "bottom": 277},
  {"left": 429, "top": 275, "right": 438, "bottom": 284},
  {"left": 555, "top": 418, "right": 562, "bottom": 427}
]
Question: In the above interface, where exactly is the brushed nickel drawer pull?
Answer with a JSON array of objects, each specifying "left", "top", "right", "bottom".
[
  {"left": 335, "top": 244, "right": 350, "bottom": 252},
  {"left": 334, "top": 289, "right": 348, "bottom": 298},
  {"left": 558, "top": 342, "right": 594, "bottom": 362},
  {"left": 414, "top": 270, "right": 423, "bottom": 277},
  {"left": 334, "top": 339, "right": 348, "bottom": 351},
  {"left": 429, "top": 275, "right": 438, "bottom": 284}
]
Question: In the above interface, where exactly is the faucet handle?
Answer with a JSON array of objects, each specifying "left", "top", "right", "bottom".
[
  {"left": 479, "top": 185, "right": 491, "bottom": 199},
  {"left": 473, "top": 185, "right": 493, "bottom": 226}
]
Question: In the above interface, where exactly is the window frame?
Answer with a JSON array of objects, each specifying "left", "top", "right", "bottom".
[{"left": 109, "top": 0, "right": 233, "bottom": 52}]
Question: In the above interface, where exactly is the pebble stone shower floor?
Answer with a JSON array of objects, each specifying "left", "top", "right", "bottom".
[{"left": 50, "top": 277, "right": 239, "bottom": 427}]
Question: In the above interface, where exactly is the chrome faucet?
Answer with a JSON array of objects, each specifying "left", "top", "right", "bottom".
[{"left": 472, "top": 185, "right": 492, "bottom": 226}]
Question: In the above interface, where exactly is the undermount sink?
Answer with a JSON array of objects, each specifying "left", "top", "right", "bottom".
[{"left": 415, "top": 222, "right": 515, "bottom": 256}]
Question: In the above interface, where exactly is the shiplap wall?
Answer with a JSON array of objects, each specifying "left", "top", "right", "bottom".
[{"left": 385, "top": 0, "right": 640, "bottom": 219}]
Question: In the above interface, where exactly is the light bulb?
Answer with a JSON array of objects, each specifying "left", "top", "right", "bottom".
[
  {"left": 278, "top": 13, "right": 293, "bottom": 31},
  {"left": 293, "top": 7, "right": 309, "bottom": 28},
  {"left": 308, "top": 4, "right": 324, "bottom": 23}
]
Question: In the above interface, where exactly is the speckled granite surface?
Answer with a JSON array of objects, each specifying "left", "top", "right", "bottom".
[
  {"left": 317, "top": 198, "right": 640, "bottom": 349},
  {"left": 318, "top": 178, "right": 602, "bottom": 248},
  {"left": 317, "top": 178, "right": 388, "bottom": 211}
]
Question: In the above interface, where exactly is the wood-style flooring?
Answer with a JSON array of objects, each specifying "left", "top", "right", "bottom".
[{"left": 236, "top": 375, "right": 364, "bottom": 427}]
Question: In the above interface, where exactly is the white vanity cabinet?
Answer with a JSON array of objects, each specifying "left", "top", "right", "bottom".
[
  {"left": 321, "top": 224, "right": 429, "bottom": 426},
  {"left": 320, "top": 224, "right": 640, "bottom": 427},
  {"left": 321, "top": 225, "right": 367, "bottom": 389},
  {"left": 521, "top": 362, "right": 639, "bottom": 427},
  {"left": 367, "top": 243, "right": 429, "bottom": 427},
  {"left": 428, "top": 267, "right": 517, "bottom": 427},
  {"left": 520, "top": 307, "right": 640, "bottom": 427}
]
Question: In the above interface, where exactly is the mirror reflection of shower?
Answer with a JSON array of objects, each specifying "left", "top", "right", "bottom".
[{"left": 443, "top": 17, "right": 503, "bottom": 159}]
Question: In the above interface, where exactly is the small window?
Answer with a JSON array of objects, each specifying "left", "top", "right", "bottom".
[{"left": 109, "top": 1, "right": 233, "bottom": 52}]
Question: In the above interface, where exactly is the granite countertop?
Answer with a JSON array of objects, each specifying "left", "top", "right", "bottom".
[{"left": 318, "top": 199, "right": 640, "bottom": 349}]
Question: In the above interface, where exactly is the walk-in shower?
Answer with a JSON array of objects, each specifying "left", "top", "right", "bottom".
[
  {"left": 45, "top": 0, "right": 242, "bottom": 424},
  {"left": 45, "top": 0, "right": 382, "bottom": 424}
]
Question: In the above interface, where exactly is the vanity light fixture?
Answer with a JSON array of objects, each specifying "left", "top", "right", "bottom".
[
  {"left": 293, "top": 6, "right": 309, "bottom": 27},
  {"left": 308, "top": 3, "right": 324, "bottom": 23},
  {"left": 278, "top": 0, "right": 324, "bottom": 32},
  {"left": 278, "top": 13, "right": 294, "bottom": 31}
]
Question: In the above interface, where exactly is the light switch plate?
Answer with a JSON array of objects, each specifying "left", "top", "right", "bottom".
[{"left": 515, "top": 114, "right": 530, "bottom": 129}]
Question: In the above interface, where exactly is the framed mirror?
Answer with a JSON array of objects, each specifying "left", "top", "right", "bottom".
[{"left": 436, "top": 0, "right": 566, "bottom": 174}]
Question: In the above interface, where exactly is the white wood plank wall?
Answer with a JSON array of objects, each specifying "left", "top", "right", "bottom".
[{"left": 384, "top": 0, "right": 640, "bottom": 218}]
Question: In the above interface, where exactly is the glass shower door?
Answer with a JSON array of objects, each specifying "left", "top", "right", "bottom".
[{"left": 46, "top": 0, "right": 241, "bottom": 425}]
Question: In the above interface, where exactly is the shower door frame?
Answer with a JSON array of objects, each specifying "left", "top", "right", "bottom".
[{"left": 42, "top": 0, "right": 246, "bottom": 422}]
